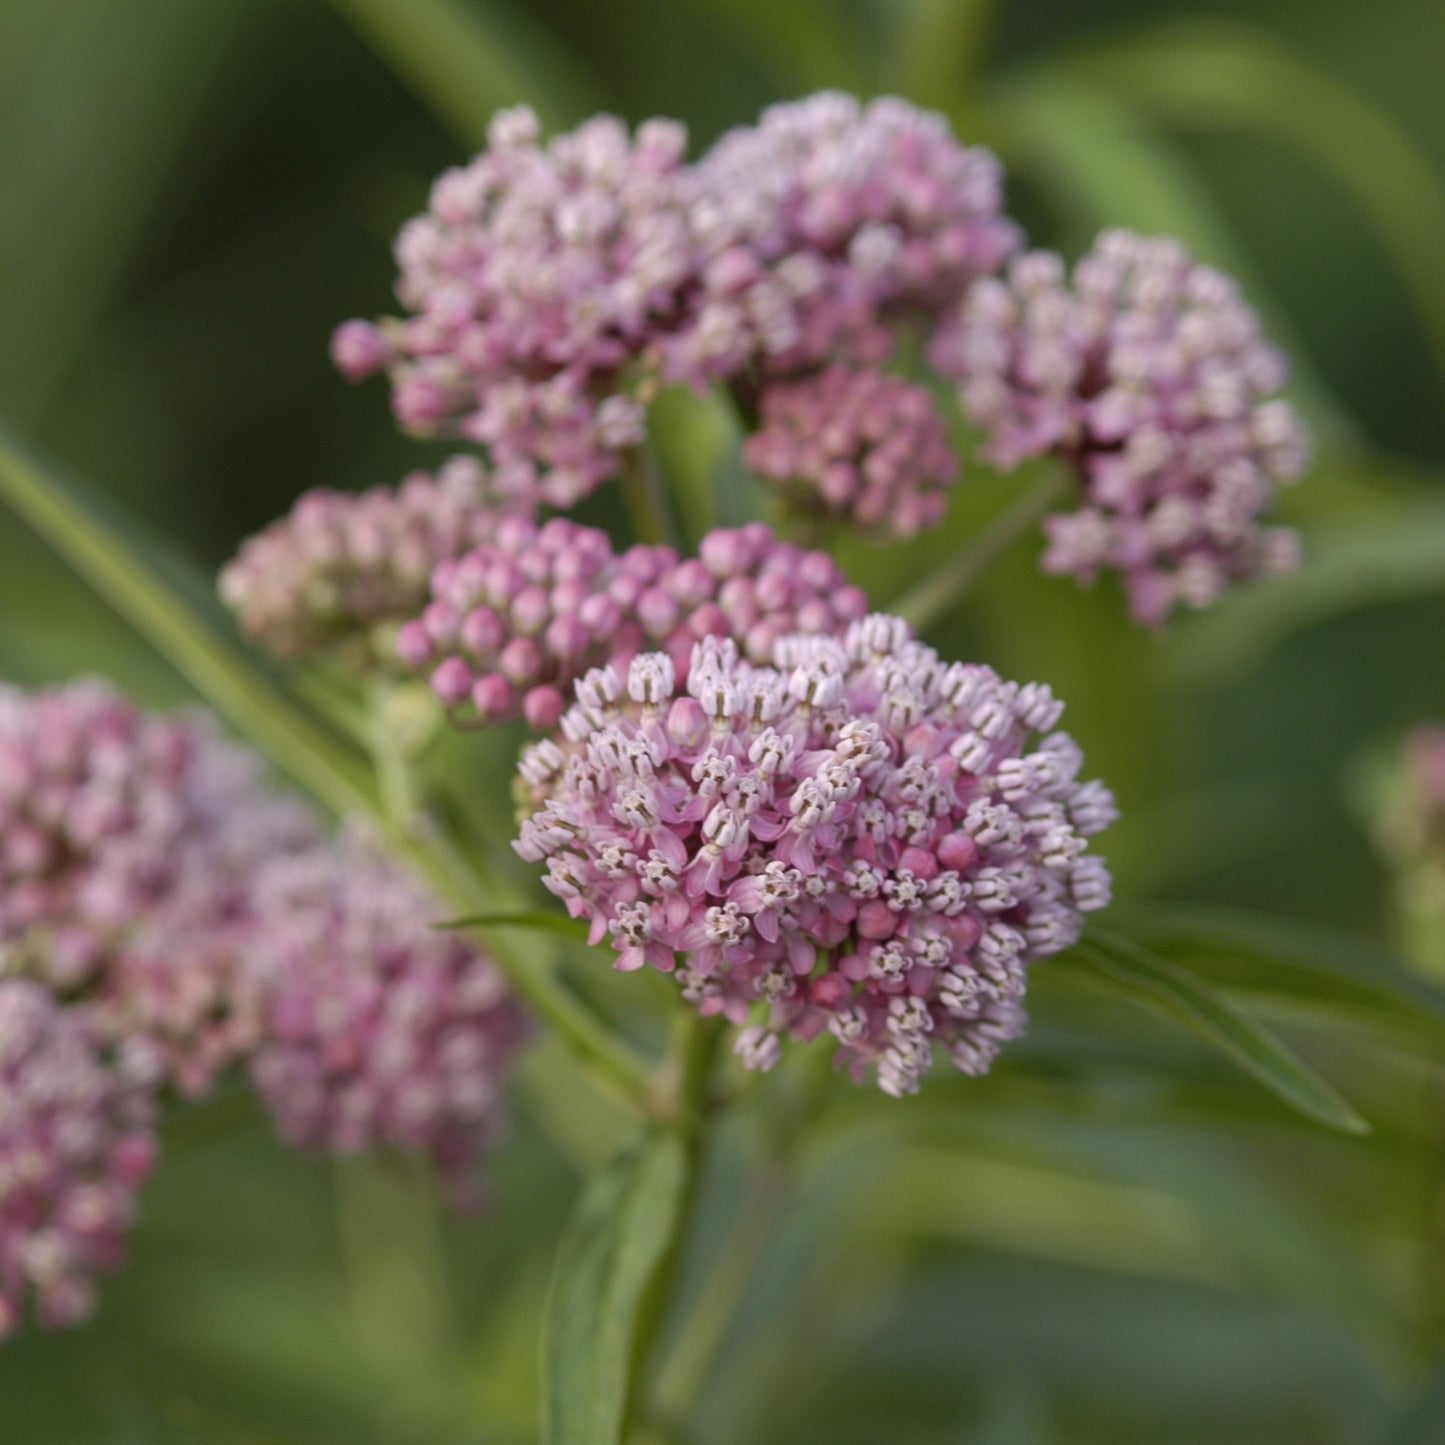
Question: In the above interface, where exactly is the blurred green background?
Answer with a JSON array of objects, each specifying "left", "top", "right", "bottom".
[{"left": 1, "top": 1, "right": 1443, "bottom": 1441}]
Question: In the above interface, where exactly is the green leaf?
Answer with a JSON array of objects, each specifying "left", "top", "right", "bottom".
[
  {"left": 1072, "top": 20, "right": 1445, "bottom": 407},
  {"left": 542, "top": 1129, "right": 689, "bottom": 1445},
  {"left": 1169, "top": 495, "right": 1445, "bottom": 684},
  {"left": 328, "top": 0, "right": 601, "bottom": 144},
  {"left": 1066, "top": 929, "right": 1370, "bottom": 1134},
  {"left": 437, "top": 910, "right": 592, "bottom": 945},
  {"left": 0, "top": 423, "right": 378, "bottom": 823},
  {"left": 1111, "top": 903, "right": 1445, "bottom": 1056}
]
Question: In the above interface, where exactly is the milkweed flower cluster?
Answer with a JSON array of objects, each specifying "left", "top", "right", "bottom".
[
  {"left": 0, "top": 681, "right": 319, "bottom": 1094},
  {"left": 332, "top": 106, "right": 695, "bottom": 507},
  {"left": 0, "top": 682, "right": 524, "bottom": 1336},
  {"left": 335, "top": 94, "right": 1016, "bottom": 515},
  {"left": 246, "top": 838, "right": 525, "bottom": 1210},
  {"left": 514, "top": 616, "right": 1115, "bottom": 1094},
  {"left": 743, "top": 367, "right": 959, "bottom": 537},
  {"left": 931, "top": 231, "right": 1309, "bottom": 623},
  {"left": 219, "top": 455, "right": 528, "bottom": 661},
  {"left": 397, "top": 520, "right": 870, "bottom": 730},
  {"left": 675, "top": 93, "right": 1018, "bottom": 385},
  {"left": 0, "top": 982, "right": 160, "bottom": 1339}
]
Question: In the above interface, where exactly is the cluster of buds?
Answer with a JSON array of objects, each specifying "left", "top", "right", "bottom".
[
  {"left": 246, "top": 837, "right": 525, "bottom": 1210},
  {"left": 331, "top": 107, "right": 696, "bottom": 507},
  {"left": 219, "top": 455, "right": 529, "bottom": 661},
  {"left": 515, "top": 616, "right": 1114, "bottom": 1094},
  {"left": 0, "top": 681, "right": 320, "bottom": 1095},
  {"left": 931, "top": 231, "right": 1309, "bottom": 623},
  {"left": 668, "top": 92, "right": 1020, "bottom": 387},
  {"left": 397, "top": 520, "right": 870, "bottom": 730},
  {"left": 336, "top": 94, "right": 1018, "bottom": 518},
  {"left": 0, "top": 982, "right": 160, "bottom": 1339},
  {"left": 743, "top": 367, "right": 959, "bottom": 537}
]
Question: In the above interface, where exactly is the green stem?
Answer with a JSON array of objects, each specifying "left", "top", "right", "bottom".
[
  {"left": 0, "top": 430, "right": 377, "bottom": 823},
  {"left": 894, "top": 466, "right": 1070, "bottom": 631},
  {"left": 623, "top": 1015, "right": 725, "bottom": 1433},
  {"left": 620, "top": 445, "right": 679, "bottom": 549},
  {"left": 646, "top": 1159, "right": 791, "bottom": 1430},
  {"left": 0, "top": 428, "right": 658, "bottom": 1116}
]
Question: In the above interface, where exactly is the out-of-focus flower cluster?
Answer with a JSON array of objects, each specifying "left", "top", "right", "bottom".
[
  {"left": 219, "top": 456, "right": 528, "bottom": 662},
  {"left": 0, "top": 682, "right": 523, "bottom": 1337},
  {"left": 247, "top": 836, "right": 525, "bottom": 1211},
  {"left": 515, "top": 616, "right": 1114, "bottom": 1095},
  {"left": 743, "top": 367, "right": 958, "bottom": 537},
  {"left": 0, "top": 982, "right": 159, "bottom": 1340},
  {"left": 334, "top": 93, "right": 1011, "bottom": 519},
  {"left": 397, "top": 521, "right": 870, "bottom": 730},
  {"left": 931, "top": 231, "right": 1309, "bottom": 623},
  {"left": 0, "top": 681, "right": 318, "bottom": 1093}
]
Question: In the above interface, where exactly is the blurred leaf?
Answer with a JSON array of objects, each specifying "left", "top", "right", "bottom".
[
  {"left": 984, "top": 63, "right": 1360, "bottom": 450},
  {"left": 439, "top": 911, "right": 592, "bottom": 944},
  {"left": 0, "top": 424, "right": 377, "bottom": 822},
  {"left": 542, "top": 1128, "right": 688, "bottom": 1445},
  {"left": 886, "top": 0, "right": 997, "bottom": 108},
  {"left": 329, "top": 0, "right": 600, "bottom": 143},
  {"left": 1068, "top": 930, "right": 1369, "bottom": 1133},
  {"left": 1169, "top": 496, "right": 1445, "bottom": 685},
  {"left": 1114, "top": 903, "right": 1445, "bottom": 1055},
  {"left": 1073, "top": 20, "right": 1445, "bottom": 405},
  {"left": 672, "top": 0, "right": 865, "bottom": 94}
]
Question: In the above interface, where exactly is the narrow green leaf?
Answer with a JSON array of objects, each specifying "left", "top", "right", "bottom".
[
  {"left": 1073, "top": 20, "right": 1445, "bottom": 406},
  {"left": 328, "top": 0, "right": 599, "bottom": 143},
  {"left": 1112, "top": 903, "right": 1445, "bottom": 1055},
  {"left": 543, "top": 1129, "right": 688, "bottom": 1445},
  {"left": 438, "top": 910, "right": 592, "bottom": 945},
  {"left": 1169, "top": 496, "right": 1445, "bottom": 684},
  {"left": 1067, "top": 929, "right": 1370, "bottom": 1134},
  {"left": 0, "top": 424, "right": 377, "bottom": 822}
]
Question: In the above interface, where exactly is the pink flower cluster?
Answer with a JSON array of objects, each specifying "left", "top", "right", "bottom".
[
  {"left": 743, "top": 367, "right": 959, "bottom": 537},
  {"left": 333, "top": 106, "right": 694, "bottom": 507},
  {"left": 246, "top": 837, "right": 525, "bottom": 1210},
  {"left": 220, "top": 455, "right": 528, "bottom": 661},
  {"left": 930, "top": 231, "right": 1310, "bottom": 623},
  {"left": 515, "top": 617, "right": 1114, "bottom": 1094},
  {"left": 336, "top": 94, "right": 1016, "bottom": 513},
  {"left": 397, "top": 521, "right": 870, "bottom": 730},
  {"left": 672, "top": 92, "right": 1019, "bottom": 386},
  {"left": 0, "top": 683, "right": 525, "bottom": 1334},
  {"left": 0, "top": 681, "right": 319, "bottom": 1094},
  {"left": 0, "top": 982, "right": 159, "bottom": 1339}
]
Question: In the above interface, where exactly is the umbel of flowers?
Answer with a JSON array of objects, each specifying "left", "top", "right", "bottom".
[
  {"left": 0, "top": 981, "right": 160, "bottom": 1339},
  {"left": 331, "top": 93, "right": 1016, "bottom": 534},
  {"left": 931, "top": 231, "right": 1309, "bottom": 623},
  {"left": 219, "top": 455, "right": 530, "bottom": 663},
  {"left": 396, "top": 520, "right": 870, "bottom": 730},
  {"left": 514, "top": 616, "right": 1115, "bottom": 1095},
  {"left": 246, "top": 834, "right": 525, "bottom": 1211},
  {"left": 0, "top": 682, "right": 524, "bottom": 1338}
]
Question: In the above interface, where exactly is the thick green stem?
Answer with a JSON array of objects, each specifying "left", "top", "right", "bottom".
[
  {"left": 620, "top": 445, "right": 679, "bottom": 549},
  {"left": 646, "top": 1159, "right": 790, "bottom": 1430},
  {"left": 623, "top": 1015, "right": 725, "bottom": 1435},
  {"left": 894, "top": 466, "right": 1070, "bottom": 631}
]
